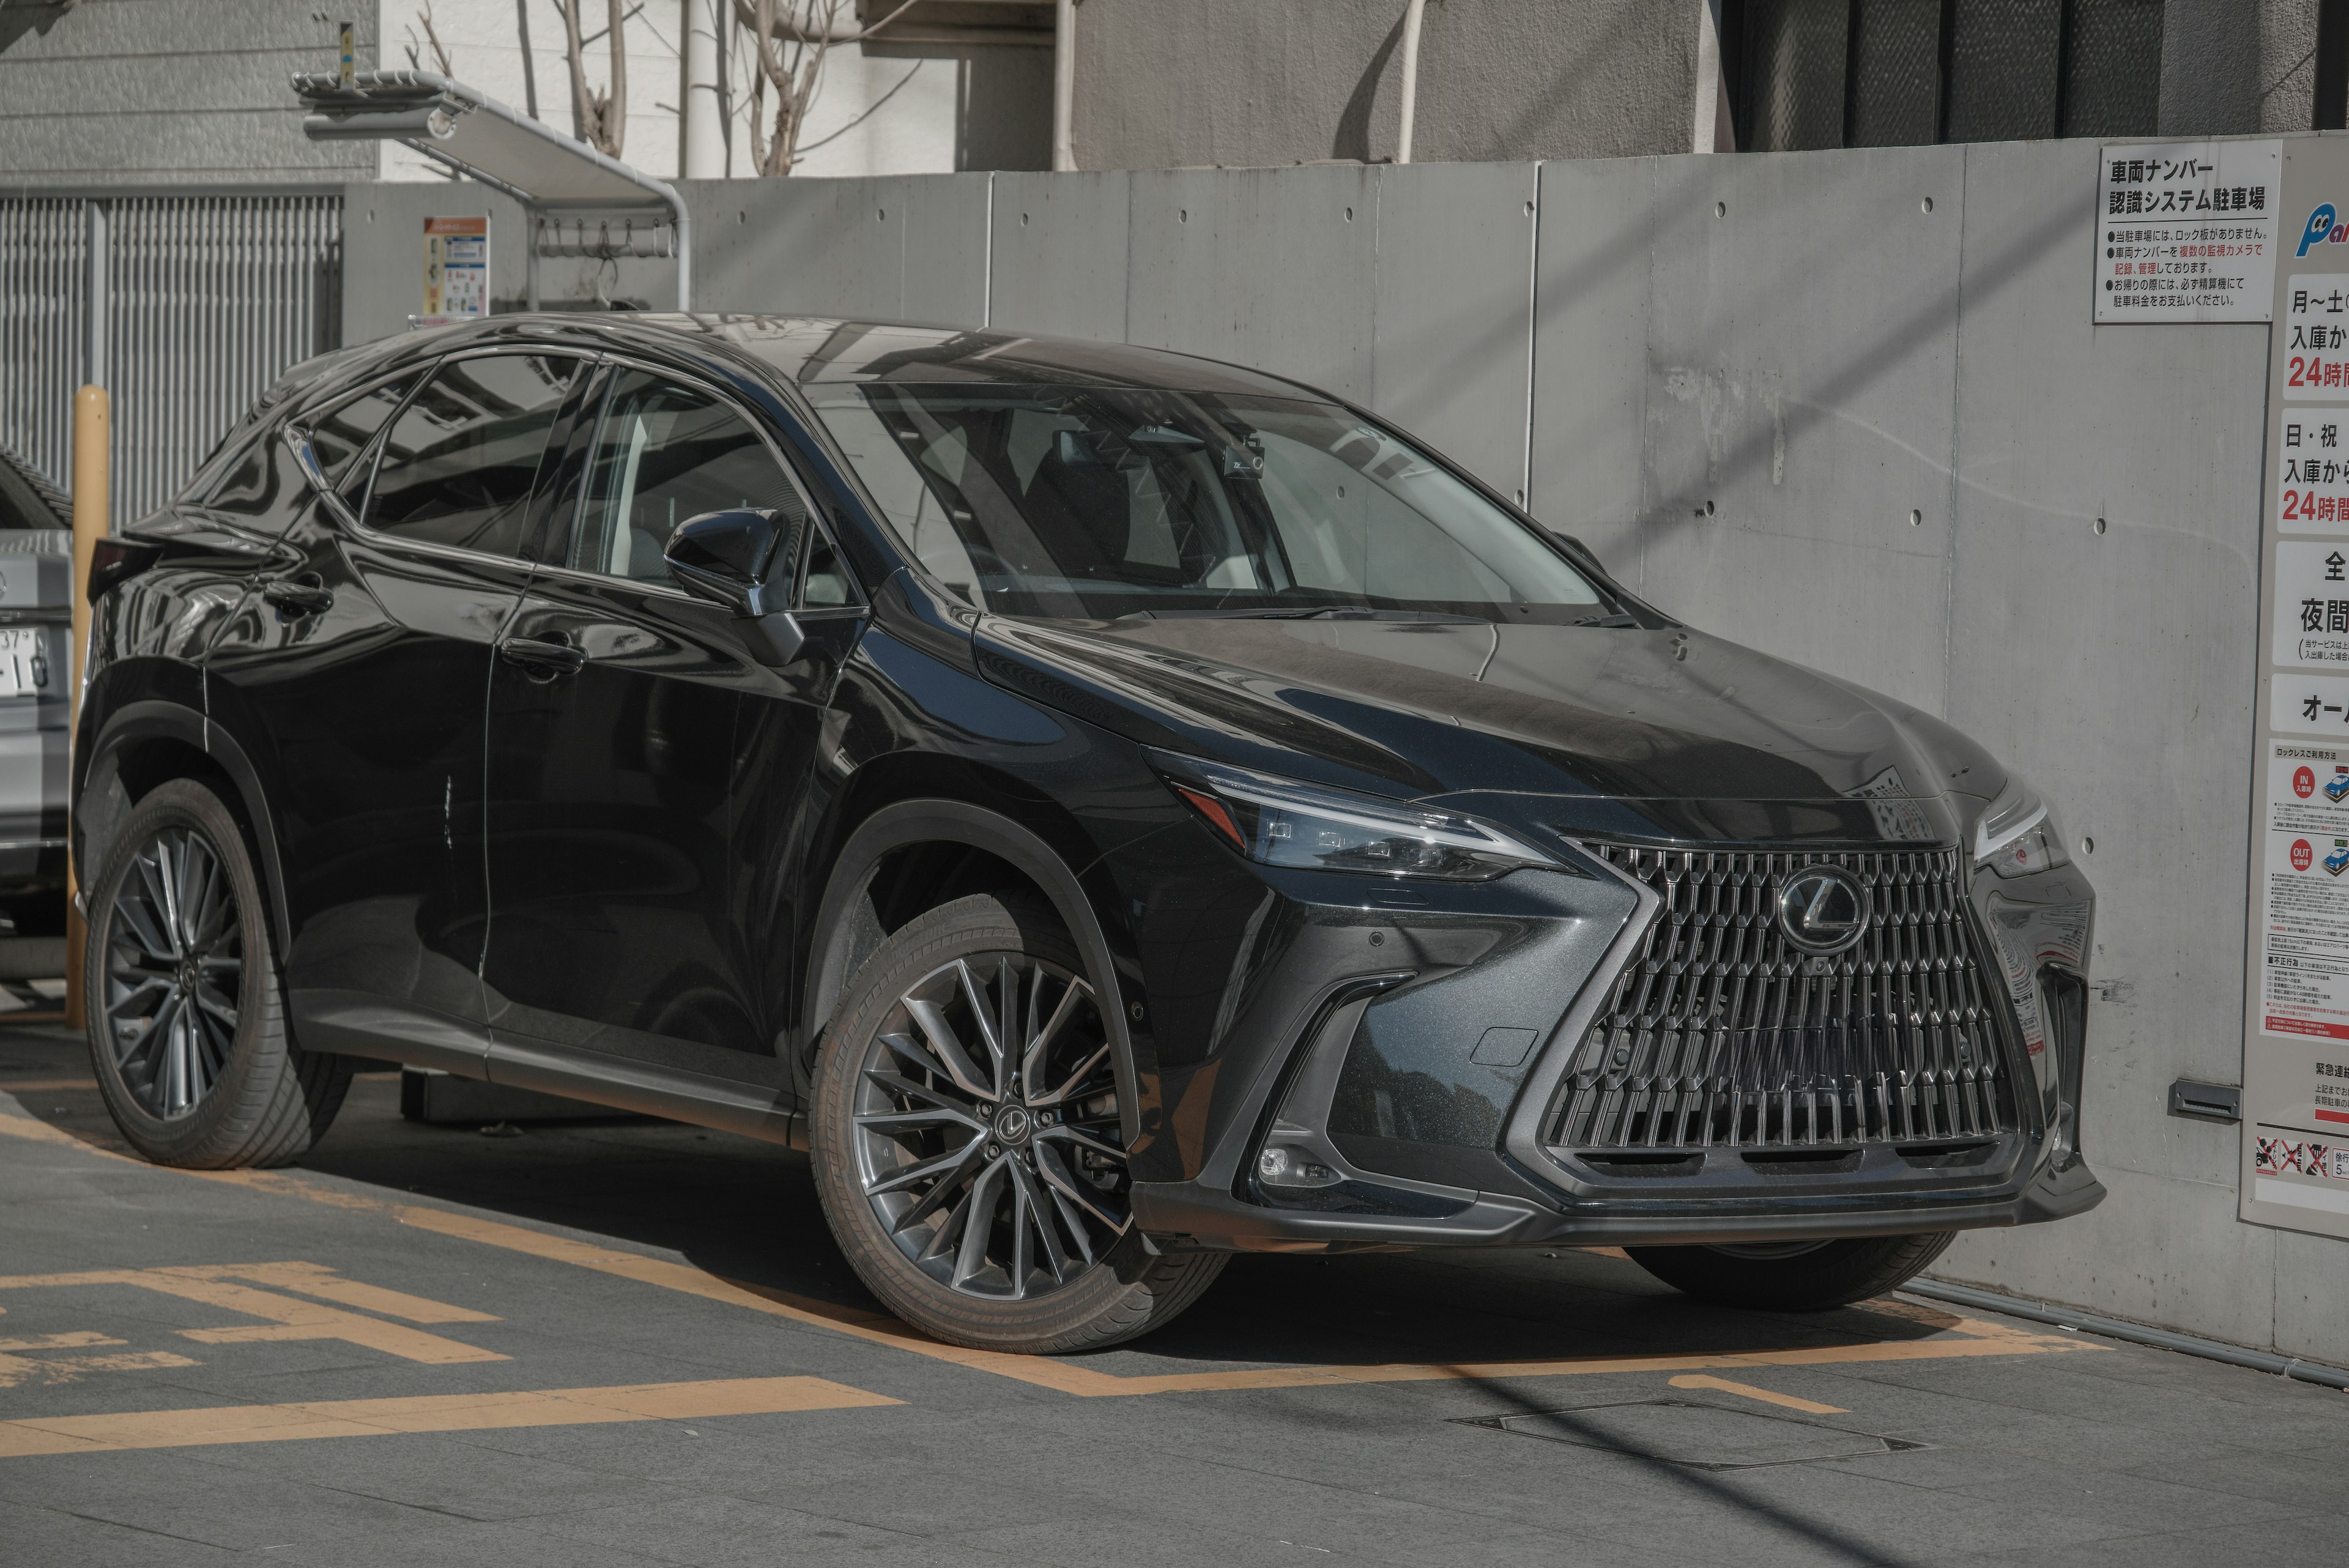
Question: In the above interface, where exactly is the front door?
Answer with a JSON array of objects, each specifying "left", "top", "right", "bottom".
[
  {"left": 206, "top": 349, "right": 590, "bottom": 1068},
  {"left": 481, "top": 366, "right": 815, "bottom": 1084}
]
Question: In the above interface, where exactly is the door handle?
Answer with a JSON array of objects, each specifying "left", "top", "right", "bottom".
[
  {"left": 498, "top": 636, "right": 587, "bottom": 680},
  {"left": 259, "top": 575, "right": 333, "bottom": 620}
]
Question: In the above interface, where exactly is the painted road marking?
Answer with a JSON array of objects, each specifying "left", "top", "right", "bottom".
[
  {"left": 0, "top": 1323, "right": 193, "bottom": 1391},
  {"left": 0, "top": 1107, "right": 2102, "bottom": 1397},
  {"left": 0, "top": 1265, "right": 505, "bottom": 1365},
  {"left": 0, "top": 1348, "right": 199, "bottom": 1390},
  {"left": 1669, "top": 1373, "right": 1852, "bottom": 1414},
  {"left": 0, "top": 1377, "right": 899, "bottom": 1458}
]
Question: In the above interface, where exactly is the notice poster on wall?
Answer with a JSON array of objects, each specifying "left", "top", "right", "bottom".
[
  {"left": 2094, "top": 139, "right": 2279, "bottom": 322},
  {"left": 2244, "top": 140, "right": 2349, "bottom": 1239},
  {"left": 421, "top": 215, "right": 489, "bottom": 322}
]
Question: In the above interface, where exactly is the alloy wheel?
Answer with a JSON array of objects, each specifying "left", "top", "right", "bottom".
[
  {"left": 102, "top": 825, "right": 245, "bottom": 1118},
  {"left": 850, "top": 953, "right": 1130, "bottom": 1300}
]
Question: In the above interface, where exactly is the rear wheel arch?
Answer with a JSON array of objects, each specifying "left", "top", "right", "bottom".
[{"left": 80, "top": 703, "right": 291, "bottom": 957}]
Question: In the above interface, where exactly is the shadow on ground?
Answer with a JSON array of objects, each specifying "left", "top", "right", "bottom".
[{"left": 1, "top": 1020, "right": 1956, "bottom": 1377}]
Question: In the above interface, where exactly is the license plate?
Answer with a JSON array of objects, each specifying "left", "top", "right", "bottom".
[{"left": 0, "top": 628, "right": 51, "bottom": 698}]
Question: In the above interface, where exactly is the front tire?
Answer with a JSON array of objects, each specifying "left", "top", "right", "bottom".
[
  {"left": 1627, "top": 1232, "right": 1956, "bottom": 1312},
  {"left": 84, "top": 779, "right": 350, "bottom": 1168},
  {"left": 810, "top": 893, "right": 1225, "bottom": 1353}
]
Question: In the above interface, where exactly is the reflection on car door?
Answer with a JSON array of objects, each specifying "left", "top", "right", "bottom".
[
  {"left": 481, "top": 367, "right": 803, "bottom": 1089},
  {"left": 204, "top": 350, "right": 593, "bottom": 1070}
]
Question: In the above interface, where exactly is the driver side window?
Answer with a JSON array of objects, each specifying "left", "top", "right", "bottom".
[{"left": 569, "top": 371, "right": 809, "bottom": 585}]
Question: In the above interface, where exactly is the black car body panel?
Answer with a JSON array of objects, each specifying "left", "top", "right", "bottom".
[{"left": 75, "top": 313, "right": 2102, "bottom": 1254}]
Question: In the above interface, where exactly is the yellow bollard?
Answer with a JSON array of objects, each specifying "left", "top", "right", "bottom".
[{"left": 63, "top": 385, "right": 108, "bottom": 1031}]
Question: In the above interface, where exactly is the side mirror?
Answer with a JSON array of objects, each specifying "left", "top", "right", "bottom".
[{"left": 665, "top": 507, "right": 806, "bottom": 667}]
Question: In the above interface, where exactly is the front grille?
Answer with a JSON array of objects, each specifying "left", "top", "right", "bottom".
[{"left": 1547, "top": 843, "right": 2014, "bottom": 1154}]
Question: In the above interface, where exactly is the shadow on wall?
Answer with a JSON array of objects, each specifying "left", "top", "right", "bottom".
[{"left": 1333, "top": 9, "right": 1410, "bottom": 163}]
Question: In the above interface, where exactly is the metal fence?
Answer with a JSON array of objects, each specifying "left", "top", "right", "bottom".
[{"left": 0, "top": 191, "right": 341, "bottom": 522}]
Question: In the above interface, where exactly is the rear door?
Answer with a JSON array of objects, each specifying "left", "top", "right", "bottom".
[
  {"left": 480, "top": 364, "right": 823, "bottom": 1089},
  {"left": 204, "top": 349, "right": 593, "bottom": 1069}
]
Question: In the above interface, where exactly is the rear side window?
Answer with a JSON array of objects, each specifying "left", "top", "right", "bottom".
[
  {"left": 307, "top": 374, "right": 417, "bottom": 494},
  {"left": 363, "top": 354, "right": 582, "bottom": 557}
]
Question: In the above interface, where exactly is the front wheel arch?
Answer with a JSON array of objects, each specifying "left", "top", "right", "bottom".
[{"left": 803, "top": 799, "right": 1145, "bottom": 1154}]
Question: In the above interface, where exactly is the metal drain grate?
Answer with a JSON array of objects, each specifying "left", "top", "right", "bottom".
[{"left": 1453, "top": 1400, "right": 1923, "bottom": 1471}]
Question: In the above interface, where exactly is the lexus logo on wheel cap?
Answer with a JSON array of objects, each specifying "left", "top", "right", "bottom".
[{"left": 1776, "top": 866, "right": 1870, "bottom": 954}]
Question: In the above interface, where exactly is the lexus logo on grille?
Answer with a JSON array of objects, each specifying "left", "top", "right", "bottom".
[{"left": 1776, "top": 866, "right": 1870, "bottom": 954}]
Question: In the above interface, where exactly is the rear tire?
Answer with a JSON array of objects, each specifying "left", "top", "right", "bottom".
[
  {"left": 84, "top": 779, "right": 349, "bottom": 1168},
  {"left": 1626, "top": 1232, "right": 1956, "bottom": 1312},
  {"left": 811, "top": 893, "right": 1225, "bottom": 1354}
]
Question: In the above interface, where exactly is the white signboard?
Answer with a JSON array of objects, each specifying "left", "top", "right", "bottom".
[
  {"left": 2096, "top": 139, "right": 2279, "bottom": 322},
  {"left": 2244, "top": 139, "right": 2349, "bottom": 1239},
  {"left": 421, "top": 215, "right": 489, "bottom": 322}
]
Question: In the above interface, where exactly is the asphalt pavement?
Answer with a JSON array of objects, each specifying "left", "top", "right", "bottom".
[{"left": 1, "top": 1020, "right": 2342, "bottom": 1567}]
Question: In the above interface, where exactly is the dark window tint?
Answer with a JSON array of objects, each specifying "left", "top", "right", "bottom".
[
  {"left": 569, "top": 371, "right": 806, "bottom": 584},
  {"left": 365, "top": 354, "right": 581, "bottom": 556},
  {"left": 308, "top": 376, "right": 417, "bottom": 494},
  {"left": 814, "top": 385, "right": 1603, "bottom": 621}
]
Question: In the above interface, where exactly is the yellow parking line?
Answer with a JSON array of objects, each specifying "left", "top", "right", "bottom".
[
  {"left": 0, "top": 1376, "right": 899, "bottom": 1458},
  {"left": 0, "top": 1079, "right": 96, "bottom": 1093},
  {"left": 0, "top": 1111, "right": 128, "bottom": 1158},
  {"left": 0, "top": 1109, "right": 2101, "bottom": 1397},
  {"left": 0, "top": 1267, "right": 507, "bottom": 1365},
  {"left": 1669, "top": 1373, "right": 1851, "bottom": 1413},
  {"left": 0, "top": 1350, "right": 198, "bottom": 1390}
]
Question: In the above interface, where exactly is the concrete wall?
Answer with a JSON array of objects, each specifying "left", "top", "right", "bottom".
[
  {"left": 1069, "top": 0, "right": 1703, "bottom": 169},
  {"left": 0, "top": 0, "right": 377, "bottom": 184},
  {"left": 1066, "top": 0, "right": 2328, "bottom": 171},
  {"left": 2163, "top": 0, "right": 2323, "bottom": 136}
]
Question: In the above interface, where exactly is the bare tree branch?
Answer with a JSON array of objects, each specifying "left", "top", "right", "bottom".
[
  {"left": 603, "top": 0, "right": 628, "bottom": 156},
  {"left": 727, "top": 0, "right": 911, "bottom": 174},
  {"left": 554, "top": 0, "right": 628, "bottom": 155},
  {"left": 418, "top": 1, "right": 453, "bottom": 75}
]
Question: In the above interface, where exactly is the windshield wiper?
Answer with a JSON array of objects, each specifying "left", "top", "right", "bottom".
[
  {"left": 1573, "top": 612, "right": 1641, "bottom": 628},
  {"left": 1128, "top": 607, "right": 1487, "bottom": 623}
]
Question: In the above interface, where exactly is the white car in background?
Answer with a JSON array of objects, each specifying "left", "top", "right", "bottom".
[{"left": 0, "top": 445, "right": 74, "bottom": 988}]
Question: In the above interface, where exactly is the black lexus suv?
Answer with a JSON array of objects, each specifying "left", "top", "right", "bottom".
[{"left": 73, "top": 315, "right": 2102, "bottom": 1353}]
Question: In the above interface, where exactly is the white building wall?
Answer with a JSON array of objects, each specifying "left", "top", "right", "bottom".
[{"left": 373, "top": 0, "right": 1044, "bottom": 181}]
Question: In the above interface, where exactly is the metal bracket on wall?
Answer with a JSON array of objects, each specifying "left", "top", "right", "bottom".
[{"left": 2166, "top": 1079, "right": 2242, "bottom": 1123}]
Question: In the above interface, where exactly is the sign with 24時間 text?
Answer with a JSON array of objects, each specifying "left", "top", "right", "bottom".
[{"left": 2244, "top": 138, "right": 2349, "bottom": 1241}]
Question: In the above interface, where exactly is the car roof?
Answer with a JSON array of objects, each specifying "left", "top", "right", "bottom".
[{"left": 363, "top": 314, "right": 1327, "bottom": 401}]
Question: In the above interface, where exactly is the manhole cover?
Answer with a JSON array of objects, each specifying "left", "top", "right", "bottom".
[{"left": 1455, "top": 1400, "right": 1921, "bottom": 1470}]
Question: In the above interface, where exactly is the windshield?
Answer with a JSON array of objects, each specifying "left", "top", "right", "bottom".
[{"left": 812, "top": 384, "right": 1613, "bottom": 623}]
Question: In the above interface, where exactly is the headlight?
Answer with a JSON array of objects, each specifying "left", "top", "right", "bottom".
[
  {"left": 1152, "top": 753, "right": 1559, "bottom": 882},
  {"left": 1974, "top": 771, "right": 2073, "bottom": 879}
]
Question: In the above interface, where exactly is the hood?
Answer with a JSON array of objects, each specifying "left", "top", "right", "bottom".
[{"left": 974, "top": 615, "right": 2003, "bottom": 845}]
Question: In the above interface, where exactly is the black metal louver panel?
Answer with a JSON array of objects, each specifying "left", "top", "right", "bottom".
[{"left": 1548, "top": 843, "right": 2014, "bottom": 1153}]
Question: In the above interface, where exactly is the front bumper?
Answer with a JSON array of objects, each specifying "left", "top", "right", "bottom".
[
  {"left": 1134, "top": 1154, "right": 2106, "bottom": 1252},
  {"left": 1118, "top": 813, "right": 2103, "bottom": 1254}
]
